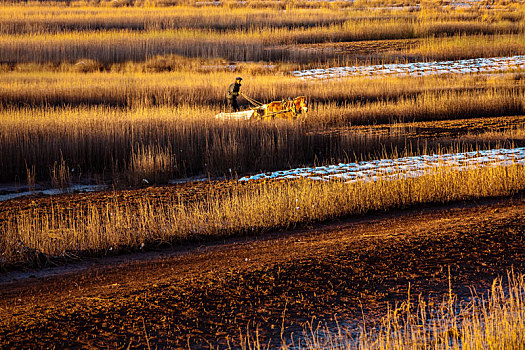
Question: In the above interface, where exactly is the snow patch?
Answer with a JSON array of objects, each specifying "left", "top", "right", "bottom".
[
  {"left": 239, "top": 147, "right": 525, "bottom": 183},
  {"left": 292, "top": 56, "right": 525, "bottom": 80},
  {"left": 0, "top": 184, "right": 106, "bottom": 202}
]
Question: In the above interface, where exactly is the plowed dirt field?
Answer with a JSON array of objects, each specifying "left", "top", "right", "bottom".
[
  {"left": 1, "top": 195, "right": 524, "bottom": 348},
  {"left": 276, "top": 38, "right": 421, "bottom": 57},
  {"left": 314, "top": 115, "right": 525, "bottom": 139}
]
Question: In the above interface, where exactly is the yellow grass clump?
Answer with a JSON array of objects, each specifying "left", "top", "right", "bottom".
[{"left": 281, "top": 273, "right": 525, "bottom": 349}]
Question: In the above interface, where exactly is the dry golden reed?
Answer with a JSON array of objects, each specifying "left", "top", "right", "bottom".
[
  {"left": 2, "top": 68, "right": 523, "bottom": 109},
  {"left": 1, "top": 162, "right": 524, "bottom": 267},
  {"left": 1, "top": 100, "right": 524, "bottom": 184},
  {"left": 1, "top": 66, "right": 523, "bottom": 184},
  {"left": 279, "top": 273, "right": 525, "bottom": 349},
  {"left": 0, "top": 2, "right": 523, "bottom": 64}
]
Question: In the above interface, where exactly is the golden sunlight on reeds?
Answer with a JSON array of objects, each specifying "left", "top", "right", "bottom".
[
  {"left": 0, "top": 2, "right": 522, "bottom": 64},
  {"left": 2, "top": 162, "right": 524, "bottom": 267},
  {"left": 2, "top": 1, "right": 525, "bottom": 348},
  {"left": 290, "top": 273, "right": 525, "bottom": 349}
]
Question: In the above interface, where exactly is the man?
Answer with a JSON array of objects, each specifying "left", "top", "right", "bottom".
[{"left": 226, "top": 77, "right": 243, "bottom": 112}]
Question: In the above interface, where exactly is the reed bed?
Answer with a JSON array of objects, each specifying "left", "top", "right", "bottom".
[
  {"left": 0, "top": 21, "right": 523, "bottom": 64},
  {"left": 2, "top": 98, "right": 524, "bottom": 185},
  {"left": 2, "top": 34, "right": 524, "bottom": 70},
  {"left": 310, "top": 88, "right": 525, "bottom": 127},
  {"left": 1, "top": 161, "right": 523, "bottom": 267},
  {"left": 0, "top": 5, "right": 350, "bottom": 34},
  {"left": 409, "top": 33, "right": 525, "bottom": 61},
  {"left": 1, "top": 69, "right": 524, "bottom": 185},
  {"left": 1, "top": 1, "right": 524, "bottom": 69},
  {"left": 287, "top": 273, "right": 525, "bottom": 349},
  {"left": 0, "top": 4, "right": 520, "bottom": 35},
  {"left": 1, "top": 69, "right": 523, "bottom": 108},
  {"left": 0, "top": 105, "right": 409, "bottom": 184},
  {"left": 1, "top": 0, "right": 523, "bottom": 67}
]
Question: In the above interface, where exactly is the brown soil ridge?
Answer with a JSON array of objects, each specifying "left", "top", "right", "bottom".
[
  {"left": 1, "top": 196, "right": 524, "bottom": 348},
  {"left": 311, "top": 115, "right": 525, "bottom": 139}
]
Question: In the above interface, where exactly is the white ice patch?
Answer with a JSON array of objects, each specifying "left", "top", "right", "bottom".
[
  {"left": 0, "top": 184, "right": 106, "bottom": 202},
  {"left": 239, "top": 147, "right": 525, "bottom": 183},
  {"left": 292, "top": 56, "right": 525, "bottom": 80}
]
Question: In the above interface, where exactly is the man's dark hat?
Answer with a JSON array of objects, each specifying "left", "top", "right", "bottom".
[{"left": 236, "top": 77, "right": 243, "bottom": 80}]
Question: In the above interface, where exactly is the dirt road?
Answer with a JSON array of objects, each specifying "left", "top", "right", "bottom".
[{"left": 1, "top": 196, "right": 525, "bottom": 348}]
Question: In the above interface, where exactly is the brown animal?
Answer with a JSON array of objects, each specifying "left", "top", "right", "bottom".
[
  {"left": 292, "top": 96, "right": 308, "bottom": 116},
  {"left": 255, "top": 96, "right": 308, "bottom": 120}
]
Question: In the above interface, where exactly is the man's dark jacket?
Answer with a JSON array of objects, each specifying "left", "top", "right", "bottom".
[{"left": 227, "top": 82, "right": 241, "bottom": 99}]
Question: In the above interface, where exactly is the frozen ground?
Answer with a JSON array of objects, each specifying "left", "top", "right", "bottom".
[
  {"left": 0, "top": 184, "right": 106, "bottom": 202},
  {"left": 0, "top": 175, "right": 212, "bottom": 203},
  {"left": 240, "top": 147, "right": 525, "bottom": 183},
  {"left": 292, "top": 56, "right": 525, "bottom": 80}
]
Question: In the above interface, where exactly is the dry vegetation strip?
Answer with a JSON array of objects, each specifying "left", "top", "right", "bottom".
[
  {"left": 0, "top": 105, "right": 402, "bottom": 184},
  {"left": 1, "top": 26, "right": 523, "bottom": 65},
  {"left": 1, "top": 104, "right": 524, "bottom": 185},
  {"left": 1, "top": 162, "right": 524, "bottom": 268},
  {"left": 1, "top": 71, "right": 524, "bottom": 184},
  {"left": 2, "top": 70, "right": 524, "bottom": 109},
  {"left": 2, "top": 4, "right": 520, "bottom": 34},
  {"left": 1, "top": 4, "right": 521, "bottom": 34},
  {"left": 0, "top": 5, "right": 351, "bottom": 33},
  {"left": 408, "top": 33, "right": 525, "bottom": 61},
  {"left": 0, "top": 3, "right": 523, "bottom": 64}
]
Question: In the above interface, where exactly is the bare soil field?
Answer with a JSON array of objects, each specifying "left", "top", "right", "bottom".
[
  {"left": 315, "top": 115, "right": 525, "bottom": 139},
  {"left": 1, "top": 195, "right": 524, "bottom": 348},
  {"left": 272, "top": 38, "right": 422, "bottom": 60}
]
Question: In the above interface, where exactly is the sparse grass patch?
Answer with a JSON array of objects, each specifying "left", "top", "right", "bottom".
[{"left": 283, "top": 273, "right": 525, "bottom": 349}]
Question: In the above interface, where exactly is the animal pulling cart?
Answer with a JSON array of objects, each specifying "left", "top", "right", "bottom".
[{"left": 215, "top": 94, "right": 308, "bottom": 121}]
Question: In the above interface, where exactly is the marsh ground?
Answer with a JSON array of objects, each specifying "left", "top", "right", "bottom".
[
  {"left": 2, "top": 1, "right": 525, "bottom": 347},
  {"left": 1, "top": 195, "right": 524, "bottom": 348}
]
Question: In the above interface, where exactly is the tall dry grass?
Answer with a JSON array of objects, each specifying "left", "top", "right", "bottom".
[
  {"left": 1, "top": 69, "right": 523, "bottom": 109},
  {"left": 3, "top": 33, "right": 524, "bottom": 71},
  {"left": 0, "top": 4, "right": 520, "bottom": 35},
  {"left": 407, "top": 33, "right": 525, "bottom": 61},
  {"left": 0, "top": 21, "right": 522, "bottom": 64},
  {"left": 310, "top": 88, "right": 525, "bottom": 127},
  {"left": 1, "top": 161, "right": 524, "bottom": 267},
  {"left": 282, "top": 273, "right": 525, "bottom": 349},
  {"left": 0, "top": 105, "right": 408, "bottom": 184},
  {"left": 1, "top": 69, "right": 524, "bottom": 184},
  {"left": 0, "top": 5, "right": 352, "bottom": 34},
  {"left": 2, "top": 100, "right": 524, "bottom": 185}
]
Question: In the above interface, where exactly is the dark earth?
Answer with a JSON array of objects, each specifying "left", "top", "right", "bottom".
[{"left": 1, "top": 194, "right": 524, "bottom": 348}]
